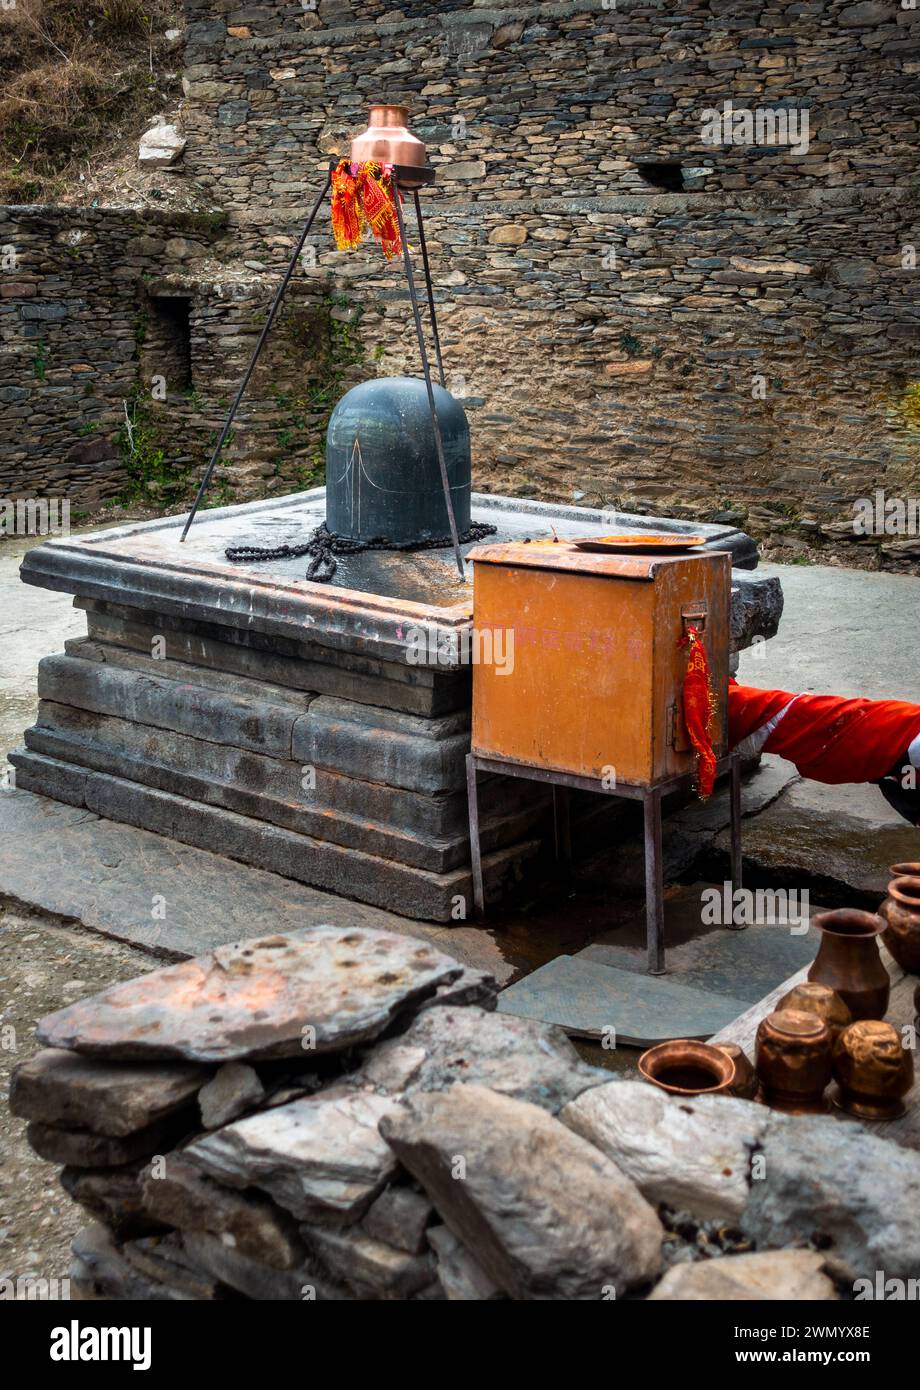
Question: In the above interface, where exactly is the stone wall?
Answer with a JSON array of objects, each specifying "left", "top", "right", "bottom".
[
  {"left": 0, "top": 205, "right": 356, "bottom": 514},
  {"left": 177, "top": 0, "right": 920, "bottom": 554}
]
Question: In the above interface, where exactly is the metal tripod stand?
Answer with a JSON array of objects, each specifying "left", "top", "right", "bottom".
[{"left": 180, "top": 160, "right": 464, "bottom": 578}]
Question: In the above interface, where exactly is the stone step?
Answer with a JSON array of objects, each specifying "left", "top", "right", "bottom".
[
  {"left": 24, "top": 710, "right": 548, "bottom": 874},
  {"left": 40, "top": 651, "right": 473, "bottom": 795},
  {"left": 77, "top": 599, "right": 469, "bottom": 717},
  {"left": 8, "top": 751, "right": 543, "bottom": 923}
]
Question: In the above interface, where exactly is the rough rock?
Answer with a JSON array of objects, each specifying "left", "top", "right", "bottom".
[
  {"left": 198, "top": 1062, "right": 265, "bottom": 1128},
  {"left": 140, "top": 1154, "right": 304, "bottom": 1268},
  {"left": 27, "top": 1111, "right": 196, "bottom": 1168},
  {"left": 10, "top": 1047, "right": 208, "bottom": 1136},
  {"left": 70, "top": 1223, "right": 197, "bottom": 1301},
  {"left": 184, "top": 1086, "right": 400, "bottom": 1223},
  {"left": 181, "top": 1231, "right": 348, "bottom": 1301},
  {"left": 301, "top": 1223, "right": 434, "bottom": 1298},
  {"left": 60, "top": 1163, "right": 163, "bottom": 1240},
  {"left": 741, "top": 1114, "right": 920, "bottom": 1282},
  {"left": 560, "top": 1081, "right": 767, "bottom": 1221},
  {"left": 121, "top": 1233, "right": 222, "bottom": 1300},
  {"left": 648, "top": 1250, "right": 838, "bottom": 1301},
  {"left": 380, "top": 1084, "right": 663, "bottom": 1299},
  {"left": 37, "top": 927, "right": 471, "bottom": 1061},
  {"left": 427, "top": 1225, "right": 504, "bottom": 1301},
  {"left": 361, "top": 1184, "right": 434, "bottom": 1254},
  {"left": 357, "top": 1005, "right": 608, "bottom": 1113},
  {"left": 138, "top": 123, "right": 186, "bottom": 168}
]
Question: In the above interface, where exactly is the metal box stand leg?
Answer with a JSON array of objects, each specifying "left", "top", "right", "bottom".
[
  {"left": 643, "top": 786, "right": 665, "bottom": 975},
  {"left": 466, "top": 754, "right": 485, "bottom": 920}
]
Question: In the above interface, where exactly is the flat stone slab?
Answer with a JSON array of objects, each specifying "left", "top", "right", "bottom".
[
  {"left": 9, "top": 1047, "right": 208, "bottom": 1137},
  {"left": 0, "top": 787, "right": 424, "bottom": 958},
  {"left": 20, "top": 489, "right": 761, "bottom": 664},
  {"left": 496, "top": 954, "right": 750, "bottom": 1045},
  {"left": 576, "top": 884, "right": 821, "bottom": 1004},
  {"left": 36, "top": 925, "right": 479, "bottom": 1062},
  {"left": 185, "top": 1086, "right": 401, "bottom": 1223}
]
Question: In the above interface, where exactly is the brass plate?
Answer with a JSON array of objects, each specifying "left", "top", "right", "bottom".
[{"left": 571, "top": 533, "right": 708, "bottom": 553}]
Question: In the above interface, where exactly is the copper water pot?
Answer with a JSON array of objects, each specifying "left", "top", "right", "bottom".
[
  {"left": 879, "top": 874, "right": 920, "bottom": 974},
  {"left": 807, "top": 908, "right": 890, "bottom": 1020},
  {"left": 637, "top": 1039, "right": 735, "bottom": 1098},
  {"left": 832, "top": 1019, "right": 914, "bottom": 1121},
  {"left": 755, "top": 1009, "right": 833, "bottom": 1113},
  {"left": 777, "top": 981, "right": 852, "bottom": 1040},
  {"left": 350, "top": 105, "right": 431, "bottom": 187},
  {"left": 714, "top": 1042, "right": 759, "bottom": 1100}
]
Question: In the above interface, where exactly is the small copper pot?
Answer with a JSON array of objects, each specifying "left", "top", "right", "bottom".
[
  {"left": 808, "top": 908, "right": 890, "bottom": 1020},
  {"left": 638, "top": 1040, "right": 735, "bottom": 1097},
  {"left": 777, "top": 981, "right": 852, "bottom": 1040},
  {"left": 832, "top": 1019, "right": 915, "bottom": 1121},
  {"left": 889, "top": 861, "right": 920, "bottom": 878},
  {"left": 879, "top": 875, "right": 920, "bottom": 975},
  {"left": 715, "top": 1042, "right": 759, "bottom": 1100},
  {"left": 755, "top": 1009, "right": 833, "bottom": 1113},
  {"left": 350, "top": 105, "right": 432, "bottom": 188}
]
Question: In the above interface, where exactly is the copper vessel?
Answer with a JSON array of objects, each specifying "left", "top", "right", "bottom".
[
  {"left": 832, "top": 1019, "right": 914, "bottom": 1121},
  {"left": 889, "top": 861, "right": 920, "bottom": 877},
  {"left": 349, "top": 105, "right": 433, "bottom": 188},
  {"left": 755, "top": 1008, "right": 833, "bottom": 1114},
  {"left": 777, "top": 981, "right": 852, "bottom": 1040},
  {"left": 715, "top": 1042, "right": 759, "bottom": 1100},
  {"left": 638, "top": 1039, "right": 735, "bottom": 1097},
  {"left": 879, "top": 874, "right": 920, "bottom": 974},
  {"left": 807, "top": 908, "right": 890, "bottom": 1020}
]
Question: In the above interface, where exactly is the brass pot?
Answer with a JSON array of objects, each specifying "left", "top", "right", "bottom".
[
  {"left": 755, "top": 1008, "right": 833, "bottom": 1114},
  {"left": 350, "top": 105, "right": 432, "bottom": 188},
  {"left": 879, "top": 875, "right": 920, "bottom": 974},
  {"left": 637, "top": 1040, "right": 735, "bottom": 1097},
  {"left": 714, "top": 1042, "right": 759, "bottom": 1100},
  {"left": 807, "top": 908, "right": 890, "bottom": 1020},
  {"left": 777, "top": 981, "right": 852, "bottom": 1040},
  {"left": 832, "top": 1019, "right": 914, "bottom": 1121}
]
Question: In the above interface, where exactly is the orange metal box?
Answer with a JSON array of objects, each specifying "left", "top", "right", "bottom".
[{"left": 469, "top": 541, "right": 731, "bottom": 787}]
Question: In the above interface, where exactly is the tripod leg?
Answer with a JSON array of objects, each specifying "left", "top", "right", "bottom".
[
  {"left": 393, "top": 187, "right": 464, "bottom": 579},
  {"left": 180, "top": 172, "right": 332, "bottom": 541},
  {"left": 413, "top": 190, "right": 445, "bottom": 389}
]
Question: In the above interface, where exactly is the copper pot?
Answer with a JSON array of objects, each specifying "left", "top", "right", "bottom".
[
  {"left": 879, "top": 875, "right": 920, "bottom": 974},
  {"left": 755, "top": 1008, "right": 833, "bottom": 1114},
  {"left": 638, "top": 1040, "right": 735, "bottom": 1097},
  {"left": 889, "top": 861, "right": 920, "bottom": 877},
  {"left": 350, "top": 105, "right": 432, "bottom": 188},
  {"left": 714, "top": 1042, "right": 759, "bottom": 1100},
  {"left": 777, "top": 981, "right": 852, "bottom": 1040},
  {"left": 832, "top": 1019, "right": 914, "bottom": 1121},
  {"left": 807, "top": 908, "right": 890, "bottom": 1020}
]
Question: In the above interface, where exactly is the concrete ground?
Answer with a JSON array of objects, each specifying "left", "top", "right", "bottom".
[{"left": 2, "top": 539, "right": 919, "bottom": 1289}]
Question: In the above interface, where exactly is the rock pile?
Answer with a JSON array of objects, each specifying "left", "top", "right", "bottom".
[{"left": 10, "top": 926, "right": 920, "bottom": 1300}]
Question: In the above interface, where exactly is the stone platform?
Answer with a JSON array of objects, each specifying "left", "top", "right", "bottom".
[{"left": 13, "top": 489, "right": 781, "bottom": 922}]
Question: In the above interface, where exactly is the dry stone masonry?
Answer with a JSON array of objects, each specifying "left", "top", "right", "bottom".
[
  {"left": 1, "top": 1, "right": 917, "bottom": 557},
  {"left": 11, "top": 925, "right": 920, "bottom": 1300}
]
